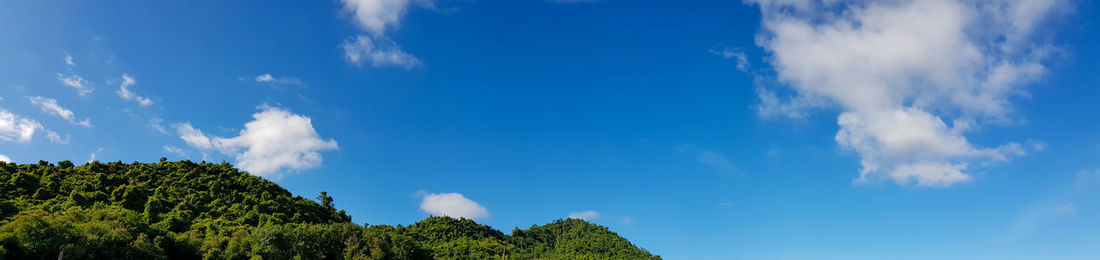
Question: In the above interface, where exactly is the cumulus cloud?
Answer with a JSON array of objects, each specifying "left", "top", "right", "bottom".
[
  {"left": 748, "top": 0, "right": 1061, "bottom": 186},
  {"left": 65, "top": 54, "right": 75, "bottom": 66},
  {"left": 0, "top": 154, "right": 10, "bottom": 163},
  {"left": 0, "top": 108, "right": 44, "bottom": 143},
  {"left": 419, "top": 192, "right": 489, "bottom": 219},
  {"left": 28, "top": 96, "right": 91, "bottom": 127},
  {"left": 117, "top": 74, "right": 153, "bottom": 106},
  {"left": 173, "top": 105, "right": 339, "bottom": 177},
  {"left": 342, "top": 35, "right": 422, "bottom": 69},
  {"left": 57, "top": 73, "right": 92, "bottom": 96},
  {"left": 568, "top": 210, "right": 600, "bottom": 220}
]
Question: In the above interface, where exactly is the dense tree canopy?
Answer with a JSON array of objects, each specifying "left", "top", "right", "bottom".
[{"left": 0, "top": 159, "right": 659, "bottom": 259}]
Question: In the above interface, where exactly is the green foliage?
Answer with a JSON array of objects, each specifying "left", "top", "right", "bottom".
[
  {"left": 0, "top": 160, "right": 659, "bottom": 259},
  {"left": 509, "top": 218, "right": 660, "bottom": 259}
]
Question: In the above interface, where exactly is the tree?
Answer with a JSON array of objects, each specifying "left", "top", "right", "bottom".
[{"left": 0, "top": 160, "right": 660, "bottom": 259}]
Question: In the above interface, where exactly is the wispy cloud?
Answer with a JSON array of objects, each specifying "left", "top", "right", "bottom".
[
  {"left": 342, "top": 35, "right": 422, "bottom": 69},
  {"left": 253, "top": 73, "right": 305, "bottom": 86},
  {"left": 117, "top": 74, "right": 153, "bottom": 106},
  {"left": 162, "top": 145, "right": 188, "bottom": 158},
  {"left": 338, "top": 0, "right": 428, "bottom": 69},
  {"left": 149, "top": 118, "right": 168, "bottom": 134},
  {"left": 45, "top": 130, "right": 69, "bottom": 144},
  {"left": 28, "top": 96, "right": 91, "bottom": 127},
  {"left": 57, "top": 73, "right": 92, "bottom": 96},
  {"left": 712, "top": 48, "right": 750, "bottom": 72},
  {"left": 1001, "top": 169, "right": 1099, "bottom": 243},
  {"left": 621, "top": 216, "right": 636, "bottom": 225},
  {"left": 677, "top": 144, "right": 742, "bottom": 175},
  {"left": 568, "top": 210, "right": 600, "bottom": 220},
  {"left": 1004, "top": 202, "right": 1079, "bottom": 243},
  {"left": 1052, "top": 203, "right": 1077, "bottom": 214},
  {"left": 87, "top": 148, "right": 104, "bottom": 163}
]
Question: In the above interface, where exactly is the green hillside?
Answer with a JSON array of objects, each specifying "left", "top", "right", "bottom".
[{"left": 0, "top": 159, "right": 659, "bottom": 259}]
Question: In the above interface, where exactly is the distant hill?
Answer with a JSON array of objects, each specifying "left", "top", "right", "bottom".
[{"left": 0, "top": 159, "right": 659, "bottom": 259}]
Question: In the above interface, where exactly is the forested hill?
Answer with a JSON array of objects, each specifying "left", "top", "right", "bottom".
[{"left": 0, "top": 159, "right": 660, "bottom": 259}]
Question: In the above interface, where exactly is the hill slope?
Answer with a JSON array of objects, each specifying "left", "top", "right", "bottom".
[{"left": 0, "top": 159, "right": 659, "bottom": 259}]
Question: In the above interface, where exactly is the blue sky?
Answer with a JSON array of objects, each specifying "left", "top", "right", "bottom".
[{"left": 2, "top": 0, "right": 1099, "bottom": 259}]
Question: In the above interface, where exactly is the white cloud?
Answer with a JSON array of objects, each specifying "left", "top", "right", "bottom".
[
  {"left": 149, "top": 118, "right": 168, "bottom": 134},
  {"left": 255, "top": 74, "right": 274, "bottom": 82},
  {"left": 57, "top": 73, "right": 92, "bottom": 96},
  {"left": 340, "top": 0, "right": 418, "bottom": 36},
  {"left": 338, "top": 0, "right": 427, "bottom": 69},
  {"left": 46, "top": 130, "right": 69, "bottom": 144},
  {"left": 65, "top": 54, "right": 74, "bottom": 66},
  {"left": 117, "top": 74, "right": 153, "bottom": 106},
  {"left": 836, "top": 108, "right": 1025, "bottom": 186},
  {"left": 342, "top": 35, "right": 422, "bottom": 69},
  {"left": 87, "top": 147, "right": 103, "bottom": 163},
  {"left": 419, "top": 192, "right": 489, "bottom": 219},
  {"left": 173, "top": 122, "right": 213, "bottom": 150},
  {"left": 254, "top": 73, "right": 304, "bottom": 86},
  {"left": 749, "top": 0, "right": 1061, "bottom": 186},
  {"left": 0, "top": 154, "right": 10, "bottom": 163},
  {"left": 28, "top": 96, "right": 91, "bottom": 127},
  {"left": 162, "top": 145, "right": 187, "bottom": 157},
  {"left": 0, "top": 108, "right": 44, "bottom": 143},
  {"left": 755, "top": 85, "right": 828, "bottom": 119},
  {"left": 173, "top": 105, "right": 339, "bottom": 177},
  {"left": 568, "top": 210, "right": 600, "bottom": 220}
]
